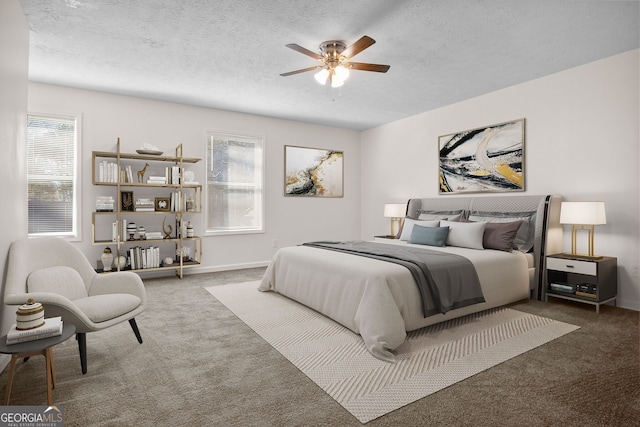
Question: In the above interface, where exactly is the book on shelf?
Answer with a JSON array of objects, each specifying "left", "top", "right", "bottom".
[
  {"left": 575, "top": 291, "right": 597, "bottom": 299},
  {"left": 135, "top": 198, "right": 155, "bottom": 212},
  {"left": 145, "top": 231, "right": 164, "bottom": 240},
  {"left": 96, "top": 196, "right": 114, "bottom": 211},
  {"left": 6, "top": 316, "right": 63, "bottom": 345},
  {"left": 129, "top": 246, "right": 161, "bottom": 270},
  {"left": 147, "top": 176, "right": 167, "bottom": 184}
]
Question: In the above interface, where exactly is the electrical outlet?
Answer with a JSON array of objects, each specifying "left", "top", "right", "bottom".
[{"left": 272, "top": 239, "right": 278, "bottom": 248}]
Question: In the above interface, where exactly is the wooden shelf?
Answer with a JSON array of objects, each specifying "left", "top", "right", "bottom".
[{"left": 92, "top": 139, "right": 202, "bottom": 279}]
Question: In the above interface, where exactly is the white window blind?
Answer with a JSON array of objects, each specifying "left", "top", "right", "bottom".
[
  {"left": 206, "top": 133, "right": 264, "bottom": 234},
  {"left": 27, "top": 114, "right": 79, "bottom": 237}
]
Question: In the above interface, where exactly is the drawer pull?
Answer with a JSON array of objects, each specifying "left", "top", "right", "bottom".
[{"left": 566, "top": 265, "right": 575, "bottom": 268}]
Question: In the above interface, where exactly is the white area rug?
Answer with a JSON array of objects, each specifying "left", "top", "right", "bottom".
[{"left": 206, "top": 281, "right": 579, "bottom": 423}]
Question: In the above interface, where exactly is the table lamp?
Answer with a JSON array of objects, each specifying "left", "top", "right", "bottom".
[
  {"left": 383, "top": 203, "right": 406, "bottom": 237},
  {"left": 559, "top": 201, "right": 606, "bottom": 259}
]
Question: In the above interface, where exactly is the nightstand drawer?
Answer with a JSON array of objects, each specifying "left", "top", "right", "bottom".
[{"left": 547, "top": 257, "right": 597, "bottom": 275}]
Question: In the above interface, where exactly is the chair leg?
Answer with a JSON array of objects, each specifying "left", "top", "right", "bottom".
[
  {"left": 129, "top": 318, "right": 143, "bottom": 344},
  {"left": 77, "top": 333, "right": 87, "bottom": 375}
]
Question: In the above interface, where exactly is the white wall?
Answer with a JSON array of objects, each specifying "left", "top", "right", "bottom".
[
  {"left": 0, "top": 0, "right": 29, "bottom": 367},
  {"left": 27, "top": 83, "right": 361, "bottom": 272},
  {"left": 361, "top": 49, "right": 640, "bottom": 311}
]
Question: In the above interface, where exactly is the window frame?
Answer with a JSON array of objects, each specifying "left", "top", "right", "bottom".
[
  {"left": 26, "top": 112, "right": 82, "bottom": 240},
  {"left": 204, "top": 131, "right": 265, "bottom": 236}
]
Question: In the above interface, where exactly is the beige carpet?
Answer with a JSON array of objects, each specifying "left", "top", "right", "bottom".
[{"left": 206, "top": 281, "right": 580, "bottom": 423}]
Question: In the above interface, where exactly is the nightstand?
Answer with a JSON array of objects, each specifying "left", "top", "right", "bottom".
[{"left": 545, "top": 253, "right": 617, "bottom": 314}]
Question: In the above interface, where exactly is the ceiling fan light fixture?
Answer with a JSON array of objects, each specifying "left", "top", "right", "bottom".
[
  {"left": 330, "top": 75, "right": 344, "bottom": 88},
  {"left": 334, "top": 65, "right": 350, "bottom": 81},
  {"left": 281, "top": 36, "right": 389, "bottom": 91},
  {"left": 314, "top": 68, "right": 329, "bottom": 85}
]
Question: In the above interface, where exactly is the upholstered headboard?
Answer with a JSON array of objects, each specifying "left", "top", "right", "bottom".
[{"left": 405, "top": 195, "right": 563, "bottom": 300}]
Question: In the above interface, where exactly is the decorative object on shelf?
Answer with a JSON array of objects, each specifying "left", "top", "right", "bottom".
[
  {"left": 155, "top": 197, "right": 170, "bottom": 212},
  {"left": 162, "top": 217, "right": 173, "bottom": 239},
  {"left": 176, "top": 246, "right": 191, "bottom": 262},
  {"left": 186, "top": 221, "right": 194, "bottom": 238},
  {"left": 559, "top": 201, "right": 607, "bottom": 259},
  {"left": 115, "top": 255, "right": 127, "bottom": 270},
  {"left": 15, "top": 298, "right": 45, "bottom": 330},
  {"left": 120, "top": 191, "right": 134, "bottom": 211},
  {"left": 163, "top": 257, "right": 173, "bottom": 266},
  {"left": 101, "top": 247, "right": 114, "bottom": 272},
  {"left": 137, "top": 226, "right": 146, "bottom": 240},
  {"left": 136, "top": 143, "right": 163, "bottom": 156},
  {"left": 383, "top": 203, "right": 406, "bottom": 237},
  {"left": 185, "top": 194, "right": 195, "bottom": 212},
  {"left": 439, "top": 118, "right": 525, "bottom": 194},
  {"left": 126, "top": 223, "right": 137, "bottom": 241},
  {"left": 284, "top": 145, "right": 344, "bottom": 197},
  {"left": 137, "top": 163, "right": 150, "bottom": 183},
  {"left": 183, "top": 170, "right": 196, "bottom": 183}
]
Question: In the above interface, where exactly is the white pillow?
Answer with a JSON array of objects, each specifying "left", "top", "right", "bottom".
[
  {"left": 440, "top": 220, "right": 487, "bottom": 250},
  {"left": 399, "top": 218, "right": 440, "bottom": 241}
]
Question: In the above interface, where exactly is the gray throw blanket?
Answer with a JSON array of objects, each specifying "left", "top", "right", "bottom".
[{"left": 302, "top": 241, "right": 485, "bottom": 318}]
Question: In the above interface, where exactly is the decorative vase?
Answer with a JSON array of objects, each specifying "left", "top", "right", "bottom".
[
  {"left": 126, "top": 222, "right": 137, "bottom": 241},
  {"left": 115, "top": 255, "right": 127, "bottom": 270},
  {"left": 101, "top": 247, "right": 114, "bottom": 272},
  {"left": 16, "top": 299, "right": 45, "bottom": 330}
]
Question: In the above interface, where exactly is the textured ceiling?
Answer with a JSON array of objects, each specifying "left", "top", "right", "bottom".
[{"left": 18, "top": 0, "right": 640, "bottom": 131}]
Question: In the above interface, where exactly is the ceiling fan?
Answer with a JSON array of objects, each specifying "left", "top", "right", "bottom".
[{"left": 280, "top": 35, "right": 390, "bottom": 88}]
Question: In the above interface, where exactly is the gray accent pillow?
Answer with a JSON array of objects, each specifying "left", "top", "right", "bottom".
[
  {"left": 468, "top": 211, "right": 536, "bottom": 252},
  {"left": 399, "top": 218, "right": 440, "bottom": 241},
  {"left": 483, "top": 220, "right": 523, "bottom": 251},
  {"left": 409, "top": 225, "right": 449, "bottom": 247}
]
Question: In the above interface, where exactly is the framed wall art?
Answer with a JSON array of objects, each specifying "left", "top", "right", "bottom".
[
  {"left": 284, "top": 145, "right": 344, "bottom": 197},
  {"left": 120, "top": 190, "right": 134, "bottom": 212},
  {"left": 154, "top": 197, "right": 170, "bottom": 212},
  {"left": 438, "top": 118, "right": 525, "bottom": 194}
]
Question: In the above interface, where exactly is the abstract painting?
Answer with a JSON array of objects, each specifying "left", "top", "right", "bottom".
[
  {"left": 439, "top": 118, "right": 525, "bottom": 194},
  {"left": 285, "top": 145, "right": 343, "bottom": 197}
]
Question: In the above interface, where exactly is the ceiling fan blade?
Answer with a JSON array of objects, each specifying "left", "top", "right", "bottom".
[
  {"left": 280, "top": 66, "right": 323, "bottom": 77},
  {"left": 346, "top": 62, "right": 390, "bottom": 73},
  {"left": 285, "top": 43, "right": 323, "bottom": 60},
  {"left": 341, "top": 35, "right": 375, "bottom": 59}
]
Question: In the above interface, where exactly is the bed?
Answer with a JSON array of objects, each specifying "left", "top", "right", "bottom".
[{"left": 259, "top": 195, "right": 563, "bottom": 362}]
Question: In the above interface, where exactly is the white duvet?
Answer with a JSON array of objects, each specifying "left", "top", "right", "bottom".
[{"left": 258, "top": 240, "right": 530, "bottom": 362}]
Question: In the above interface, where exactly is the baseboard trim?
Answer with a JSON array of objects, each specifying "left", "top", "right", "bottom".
[{"left": 135, "top": 261, "right": 270, "bottom": 279}]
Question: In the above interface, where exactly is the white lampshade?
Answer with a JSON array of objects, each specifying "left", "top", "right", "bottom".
[
  {"left": 334, "top": 65, "right": 350, "bottom": 81},
  {"left": 330, "top": 77, "right": 344, "bottom": 88},
  {"left": 384, "top": 203, "right": 406, "bottom": 218},
  {"left": 314, "top": 68, "right": 329, "bottom": 85},
  {"left": 560, "top": 202, "right": 606, "bottom": 225}
]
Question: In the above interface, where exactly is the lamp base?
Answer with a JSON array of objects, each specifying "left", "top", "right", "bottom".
[{"left": 562, "top": 252, "right": 603, "bottom": 261}]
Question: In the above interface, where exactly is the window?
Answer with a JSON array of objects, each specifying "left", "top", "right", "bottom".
[
  {"left": 206, "top": 132, "right": 264, "bottom": 234},
  {"left": 27, "top": 114, "right": 80, "bottom": 238}
]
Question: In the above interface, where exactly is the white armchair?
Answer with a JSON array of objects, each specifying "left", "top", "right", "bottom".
[{"left": 4, "top": 238, "right": 146, "bottom": 374}]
